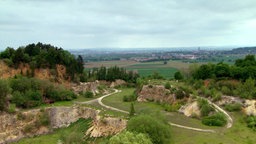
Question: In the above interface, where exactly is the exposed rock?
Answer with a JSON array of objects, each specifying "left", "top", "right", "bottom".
[
  {"left": 137, "top": 85, "right": 175, "bottom": 104},
  {"left": 49, "top": 106, "right": 99, "bottom": 128},
  {"left": 110, "top": 79, "right": 126, "bottom": 88},
  {"left": 86, "top": 116, "right": 127, "bottom": 137},
  {"left": 216, "top": 96, "right": 243, "bottom": 106},
  {"left": 0, "top": 106, "right": 99, "bottom": 144},
  {"left": 72, "top": 81, "right": 100, "bottom": 95},
  {"left": 179, "top": 101, "right": 201, "bottom": 117},
  {"left": 243, "top": 100, "right": 256, "bottom": 116}
]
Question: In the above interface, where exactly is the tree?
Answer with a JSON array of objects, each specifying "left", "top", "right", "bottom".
[
  {"left": 129, "top": 103, "right": 135, "bottom": 117},
  {"left": 127, "top": 114, "right": 172, "bottom": 144},
  {"left": 174, "top": 71, "right": 183, "bottom": 80},
  {"left": 0, "top": 80, "right": 10, "bottom": 111},
  {"left": 109, "top": 131, "right": 153, "bottom": 144}
]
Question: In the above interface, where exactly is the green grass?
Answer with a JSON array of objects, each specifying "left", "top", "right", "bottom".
[
  {"left": 14, "top": 118, "right": 92, "bottom": 144},
  {"left": 172, "top": 112, "right": 256, "bottom": 144}
]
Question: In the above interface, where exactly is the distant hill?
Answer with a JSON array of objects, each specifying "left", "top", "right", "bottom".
[{"left": 229, "top": 47, "right": 256, "bottom": 54}]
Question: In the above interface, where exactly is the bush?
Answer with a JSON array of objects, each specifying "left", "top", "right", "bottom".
[
  {"left": 174, "top": 71, "right": 183, "bottom": 80},
  {"left": 224, "top": 103, "right": 242, "bottom": 112},
  {"left": 246, "top": 116, "right": 256, "bottom": 131},
  {"left": 0, "top": 79, "right": 10, "bottom": 111},
  {"left": 164, "top": 82, "right": 171, "bottom": 89},
  {"left": 83, "top": 91, "right": 93, "bottom": 98},
  {"left": 123, "top": 94, "right": 137, "bottom": 102},
  {"left": 163, "top": 103, "right": 181, "bottom": 112},
  {"left": 175, "top": 89, "right": 185, "bottom": 99},
  {"left": 202, "top": 112, "right": 227, "bottom": 126},
  {"left": 109, "top": 131, "right": 153, "bottom": 144},
  {"left": 198, "top": 98, "right": 214, "bottom": 117},
  {"left": 127, "top": 114, "right": 172, "bottom": 144}
]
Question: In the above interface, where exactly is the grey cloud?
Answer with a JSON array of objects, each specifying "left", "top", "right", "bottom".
[{"left": 0, "top": 0, "right": 256, "bottom": 49}]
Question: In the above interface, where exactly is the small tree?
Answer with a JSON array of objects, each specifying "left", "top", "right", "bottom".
[
  {"left": 129, "top": 103, "right": 135, "bottom": 117},
  {"left": 84, "top": 91, "right": 94, "bottom": 98},
  {"left": 164, "top": 82, "right": 171, "bottom": 89},
  {"left": 0, "top": 80, "right": 10, "bottom": 111},
  {"left": 174, "top": 71, "right": 183, "bottom": 80}
]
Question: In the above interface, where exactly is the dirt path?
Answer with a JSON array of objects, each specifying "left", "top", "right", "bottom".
[
  {"left": 76, "top": 89, "right": 233, "bottom": 133},
  {"left": 78, "top": 89, "right": 216, "bottom": 133}
]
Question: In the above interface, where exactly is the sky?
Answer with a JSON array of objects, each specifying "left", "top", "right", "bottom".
[{"left": 1, "top": 0, "right": 256, "bottom": 50}]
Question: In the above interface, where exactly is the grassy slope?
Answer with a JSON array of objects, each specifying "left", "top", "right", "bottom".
[{"left": 102, "top": 88, "right": 256, "bottom": 144}]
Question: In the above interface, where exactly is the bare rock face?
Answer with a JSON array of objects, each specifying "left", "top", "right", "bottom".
[
  {"left": 0, "top": 106, "right": 99, "bottom": 144},
  {"left": 0, "top": 109, "right": 49, "bottom": 144},
  {"left": 216, "top": 96, "right": 243, "bottom": 106},
  {"left": 49, "top": 106, "right": 99, "bottom": 128},
  {"left": 137, "top": 85, "right": 175, "bottom": 104},
  {"left": 72, "top": 81, "right": 100, "bottom": 95},
  {"left": 179, "top": 101, "right": 201, "bottom": 117},
  {"left": 243, "top": 100, "right": 256, "bottom": 116},
  {"left": 86, "top": 116, "right": 127, "bottom": 137},
  {"left": 110, "top": 79, "right": 126, "bottom": 88}
]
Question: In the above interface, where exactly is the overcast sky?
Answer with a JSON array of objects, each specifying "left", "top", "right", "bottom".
[{"left": 1, "top": 0, "right": 256, "bottom": 50}]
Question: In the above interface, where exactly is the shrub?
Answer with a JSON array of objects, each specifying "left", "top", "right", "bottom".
[
  {"left": 164, "top": 82, "right": 171, "bottom": 89},
  {"left": 246, "top": 116, "right": 256, "bottom": 131},
  {"left": 202, "top": 112, "right": 227, "bottom": 126},
  {"left": 83, "top": 91, "right": 93, "bottom": 98},
  {"left": 224, "top": 103, "right": 242, "bottom": 112},
  {"left": 109, "top": 131, "right": 153, "bottom": 144},
  {"left": 127, "top": 114, "right": 172, "bottom": 144},
  {"left": 174, "top": 71, "right": 183, "bottom": 80},
  {"left": 123, "top": 94, "right": 137, "bottom": 102},
  {"left": 198, "top": 98, "right": 214, "bottom": 117},
  {"left": 175, "top": 89, "right": 185, "bottom": 99},
  {"left": 163, "top": 103, "right": 181, "bottom": 112},
  {"left": 0, "top": 79, "right": 10, "bottom": 111}
]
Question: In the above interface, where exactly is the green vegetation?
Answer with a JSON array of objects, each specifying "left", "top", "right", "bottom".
[
  {"left": 0, "top": 42, "right": 84, "bottom": 80},
  {"left": 109, "top": 131, "right": 153, "bottom": 144},
  {"left": 225, "top": 103, "right": 242, "bottom": 112},
  {"left": 127, "top": 114, "right": 172, "bottom": 144},
  {"left": 0, "top": 79, "right": 10, "bottom": 111},
  {"left": 85, "top": 66, "right": 139, "bottom": 82},
  {"left": 174, "top": 71, "right": 183, "bottom": 80},
  {"left": 246, "top": 115, "right": 256, "bottom": 131},
  {"left": 197, "top": 98, "right": 214, "bottom": 117},
  {"left": 83, "top": 91, "right": 94, "bottom": 98},
  {"left": 129, "top": 103, "right": 135, "bottom": 117},
  {"left": 0, "top": 76, "right": 77, "bottom": 111},
  {"left": 15, "top": 118, "right": 91, "bottom": 144},
  {"left": 202, "top": 112, "right": 227, "bottom": 126}
]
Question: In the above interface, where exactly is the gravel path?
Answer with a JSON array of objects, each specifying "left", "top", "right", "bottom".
[{"left": 76, "top": 89, "right": 233, "bottom": 133}]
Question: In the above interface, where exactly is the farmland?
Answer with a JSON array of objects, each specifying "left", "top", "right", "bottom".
[{"left": 85, "top": 60, "right": 191, "bottom": 79}]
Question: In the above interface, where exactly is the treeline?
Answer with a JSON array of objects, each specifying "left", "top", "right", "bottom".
[
  {"left": 0, "top": 42, "right": 84, "bottom": 79},
  {"left": 81, "top": 66, "right": 139, "bottom": 83},
  {"left": 0, "top": 76, "right": 76, "bottom": 111},
  {"left": 192, "top": 55, "right": 256, "bottom": 81}
]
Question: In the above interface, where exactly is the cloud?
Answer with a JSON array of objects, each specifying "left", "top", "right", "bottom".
[{"left": 0, "top": 0, "right": 256, "bottom": 49}]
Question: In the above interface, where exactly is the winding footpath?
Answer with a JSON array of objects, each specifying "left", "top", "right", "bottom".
[{"left": 77, "top": 89, "right": 233, "bottom": 133}]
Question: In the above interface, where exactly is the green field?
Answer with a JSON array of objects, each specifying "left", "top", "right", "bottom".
[{"left": 85, "top": 60, "right": 191, "bottom": 79}]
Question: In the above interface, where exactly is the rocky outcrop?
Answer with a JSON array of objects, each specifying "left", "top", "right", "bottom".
[
  {"left": 0, "top": 106, "right": 99, "bottom": 144},
  {"left": 49, "top": 106, "right": 99, "bottom": 128},
  {"left": 137, "top": 85, "right": 175, "bottom": 103},
  {"left": 110, "top": 79, "right": 126, "bottom": 88},
  {"left": 216, "top": 96, "right": 243, "bottom": 106},
  {"left": 86, "top": 116, "right": 127, "bottom": 137},
  {"left": 243, "top": 100, "right": 256, "bottom": 116},
  {"left": 179, "top": 101, "right": 201, "bottom": 117},
  {"left": 72, "top": 81, "right": 100, "bottom": 95}
]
